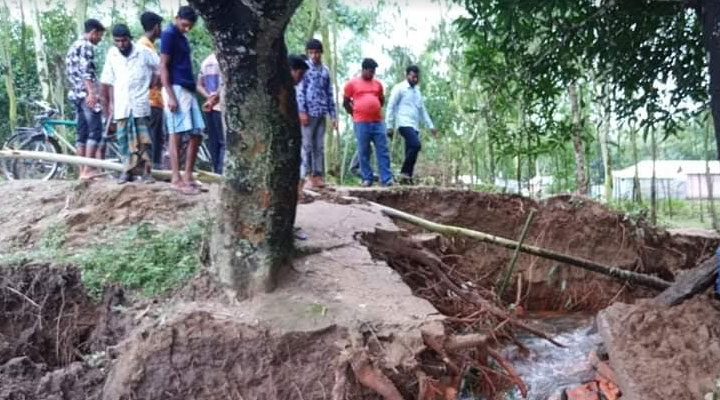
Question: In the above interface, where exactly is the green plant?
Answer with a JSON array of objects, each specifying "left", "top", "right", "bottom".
[
  {"left": 40, "top": 221, "right": 67, "bottom": 251},
  {"left": 73, "top": 219, "right": 210, "bottom": 297}
]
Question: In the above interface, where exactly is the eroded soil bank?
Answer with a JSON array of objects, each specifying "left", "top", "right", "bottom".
[
  {"left": 348, "top": 188, "right": 718, "bottom": 311},
  {"left": 1, "top": 182, "right": 719, "bottom": 399}
]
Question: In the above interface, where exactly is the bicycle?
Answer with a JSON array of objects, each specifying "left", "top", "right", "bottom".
[{"left": 2, "top": 101, "right": 122, "bottom": 180}]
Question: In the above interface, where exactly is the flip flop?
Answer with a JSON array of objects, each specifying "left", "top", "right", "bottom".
[
  {"left": 172, "top": 183, "right": 200, "bottom": 195},
  {"left": 186, "top": 180, "right": 209, "bottom": 192}
]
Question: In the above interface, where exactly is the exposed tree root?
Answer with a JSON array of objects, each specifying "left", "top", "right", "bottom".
[
  {"left": 350, "top": 351, "right": 405, "bottom": 400},
  {"left": 357, "top": 229, "right": 562, "bottom": 397}
]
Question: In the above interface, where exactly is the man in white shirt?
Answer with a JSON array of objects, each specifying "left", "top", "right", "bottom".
[
  {"left": 385, "top": 65, "right": 438, "bottom": 185},
  {"left": 100, "top": 24, "right": 159, "bottom": 183}
]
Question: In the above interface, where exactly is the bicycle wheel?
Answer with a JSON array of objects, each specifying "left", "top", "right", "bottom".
[{"left": 7, "top": 134, "right": 62, "bottom": 180}]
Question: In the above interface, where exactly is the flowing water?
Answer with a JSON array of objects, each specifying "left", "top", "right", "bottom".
[
  {"left": 456, "top": 314, "right": 601, "bottom": 400},
  {"left": 500, "top": 313, "right": 601, "bottom": 400}
]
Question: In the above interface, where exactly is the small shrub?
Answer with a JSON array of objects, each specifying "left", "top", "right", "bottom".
[{"left": 73, "top": 219, "right": 211, "bottom": 297}]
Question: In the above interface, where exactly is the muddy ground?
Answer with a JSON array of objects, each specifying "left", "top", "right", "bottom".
[
  {"left": 1, "top": 181, "right": 719, "bottom": 399},
  {"left": 347, "top": 187, "right": 717, "bottom": 311}
]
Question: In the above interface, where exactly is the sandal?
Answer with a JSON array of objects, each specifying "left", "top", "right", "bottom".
[{"left": 172, "top": 183, "right": 200, "bottom": 195}]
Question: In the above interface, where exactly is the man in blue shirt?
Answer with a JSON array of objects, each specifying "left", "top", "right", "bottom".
[
  {"left": 297, "top": 39, "right": 338, "bottom": 189},
  {"left": 385, "top": 65, "right": 438, "bottom": 185},
  {"left": 160, "top": 6, "right": 205, "bottom": 195}
]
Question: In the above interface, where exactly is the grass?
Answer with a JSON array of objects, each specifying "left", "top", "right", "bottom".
[
  {"left": 609, "top": 198, "right": 720, "bottom": 230},
  {"left": 0, "top": 216, "right": 212, "bottom": 298}
]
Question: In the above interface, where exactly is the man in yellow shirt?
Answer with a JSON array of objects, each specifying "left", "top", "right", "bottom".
[{"left": 138, "top": 11, "right": 165, "bottom": 169}]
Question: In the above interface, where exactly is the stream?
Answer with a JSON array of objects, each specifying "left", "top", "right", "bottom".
[
  {"left": 500, "top": 313, "right": 601, "bottom": 400},
  {"left": 456, "top": 313, "right": 601, "bottom": 399}
]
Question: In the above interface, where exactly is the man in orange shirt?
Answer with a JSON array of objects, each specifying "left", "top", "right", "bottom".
[
  {"left": 138, "top": 11, "right": 165, "bottom": 169},
  {"left": 343, "top": 58, "right": 393, "bottom": 187}
]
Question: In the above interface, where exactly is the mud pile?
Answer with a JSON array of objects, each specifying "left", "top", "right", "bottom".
[
  {"left": 0, "top": 180, "right": 211, "bottom": 252},
  {"left": 598, "top": 297, "right": 720, "bottom": 399},
  {"left": 351, "top": 188, "right": 718, "bottom": 311}
]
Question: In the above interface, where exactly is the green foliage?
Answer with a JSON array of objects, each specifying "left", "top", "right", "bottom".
[
  {"left": 40, "top": 222, "right": 68, "bottom": 251},
  {"left": 0, "top": 217, "right": 210, "bottom": 298},
  {"left": 456, "top": 0, "right": 705, "bottom": 133},
  {"left": 74, "top": 219, "right": 209, "bottom": 297}
]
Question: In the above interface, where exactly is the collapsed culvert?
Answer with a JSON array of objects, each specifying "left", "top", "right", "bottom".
[{"left": 351, "top": 188, "right": 719, "bottom": 312}]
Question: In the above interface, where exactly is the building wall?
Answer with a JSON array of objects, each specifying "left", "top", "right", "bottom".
[
  {"left": 687, "top": 174, "right": 720, "bottom": 199},
  {"left": 613, "top": 178, "right": 686, "bottom": 200}
]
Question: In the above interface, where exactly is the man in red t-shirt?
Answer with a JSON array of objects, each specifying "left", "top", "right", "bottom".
[{"left": 343, "top": 58, "right": 394, "bottom": 186}]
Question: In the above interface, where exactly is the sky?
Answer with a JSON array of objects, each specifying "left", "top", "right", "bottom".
[
  {"left": 4, "top": 0, "right": 468, "bottom": 79},
  {"left": 349, "top": 0, "right": 467, "bottom": 76}
]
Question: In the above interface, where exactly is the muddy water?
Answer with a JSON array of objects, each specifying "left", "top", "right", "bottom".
[{"left": 500, "top": 314, "right": 601, "bottom": 400}]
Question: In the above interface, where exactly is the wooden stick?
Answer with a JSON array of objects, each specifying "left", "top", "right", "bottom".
[
  {"left": 370, "top": 201, "right": 672, "bottom": 291},
  {"left": 498, "top": 210, "right": 535, "bottom": 298},
  {"left": 0, "top": 149, "right": 222, "bottom": 183}
]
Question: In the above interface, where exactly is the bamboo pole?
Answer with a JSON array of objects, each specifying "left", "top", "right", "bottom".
[
  {"left": 498, "top": 210, "right": 535, "bottom": 298},
  {"left": 370, "top": 201, "right": 672, "bottom": 291},
  {"left": 0, "top": 150, "right": 222, "bottom": 184}
]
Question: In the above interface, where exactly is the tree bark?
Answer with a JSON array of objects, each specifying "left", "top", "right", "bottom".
[
  {"left": 700, "top": 0, "right": 720, "bottom": 159},
  {"left": 599, "top": 83, "right": 613, "bottom": 201},
  {"left": 189, "top": 0, "right": 302, "bottom": 298},
  {"left": 631, "top": 124, "right": 642, "bottom": 203},
  {"left": 650, "top": 124, "right": 658, "bottom": 225},
  {"left": 569, "top": 82, "right": 589, "bottom": 195},
  {"left": 0, "top": 0, "right": 17, "bottom": 132},
  {"left": 74, "top": 0, "right": 87, "bottom": 37},
  {"left": 704, "top": 113, "right": 718, "bottom": 229},
  {"left": 31, "top": 0, "right": 54, "bottom": 105}
]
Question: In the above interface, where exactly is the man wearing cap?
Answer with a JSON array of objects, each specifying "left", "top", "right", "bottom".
[{"left": 100, "top": 24, "right": 159, "bottom": 183}]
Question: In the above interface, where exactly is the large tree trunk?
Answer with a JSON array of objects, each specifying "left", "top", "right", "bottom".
[
  {"left": 569, "top": 82, "right": 589, "bottom": 195},
  {"left": 189, "top": 0, "right": 302, "bottom": 298},
  {"left": 701, "top": 0, "right": 720, "bottom": 159}
]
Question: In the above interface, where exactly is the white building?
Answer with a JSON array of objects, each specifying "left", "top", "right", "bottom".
[{"left": 612, "top": 160, "right": 720, "bottom": 200}]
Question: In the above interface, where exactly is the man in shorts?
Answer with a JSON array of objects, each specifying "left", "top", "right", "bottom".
[{"left": 160, "top": 6, "right": 205, "bottom": 194}]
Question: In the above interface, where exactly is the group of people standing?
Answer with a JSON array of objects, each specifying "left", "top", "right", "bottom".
[
  {"left": 65, "top": 6, "right": 225, "bottom": 195},
  {"left": 293, "top": 39, "right": 438, "bottom": 190},
  {"left": 64, "top": 7, "right": 436, "bottom": 196}
]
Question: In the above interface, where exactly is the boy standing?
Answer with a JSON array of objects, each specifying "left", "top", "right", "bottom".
[
  {"left": 159, "top": 6, "right": 205, "bottom": 195},
  {"left": 65, "top": 19, "right": 105, "bottom": 180},
  {"left": 138, "top": 11, "right": 165, "bottom": 170},
  {"left": 297, "top": 39, "right": 338, "bottom": 189}
]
